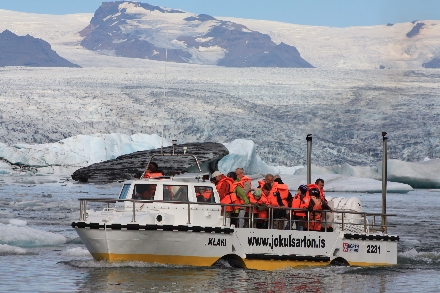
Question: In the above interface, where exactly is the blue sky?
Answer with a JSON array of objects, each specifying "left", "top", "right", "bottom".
[{"left": 1, "top": 0, "right": 439, "bottom": 27}]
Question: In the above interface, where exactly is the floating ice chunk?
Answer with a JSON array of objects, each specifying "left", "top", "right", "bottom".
[
  {"left": 220, "top": 139, "right": 301, "bottom": 175},
  {"left": 9, "top": 219, "right": 27, "bottom": 227},
  {"left": 0, "top": 223, "right": 66, "bottom": 247},
  {"left": 380, "top": 159, "right": 440, "bottom": 188},
  {"left": 61, "top": 247, "right": 91, "bottom": 257},
  {"left": 0, "top": 244, "right": 28, "bottom": 255},
  {"left": 258, "top": 174, "right": 412, "bottom": 193}
]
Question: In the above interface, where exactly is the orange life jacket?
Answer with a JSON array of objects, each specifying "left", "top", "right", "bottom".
[
  {"left": 144, "top": 172, "right": 163, "bottom": 179},
  {"left": 196, "top": 190, "right": 213, "bottom": 201},
  {"left": 309, "top": 197, "right": 323, "bottom": 231},
  {"left": 249, "top": 192, "right": 269, "bottom": 220},
  {"left": 308, "top": 183, "right": 326, "bottom": 202},
  {"left": 292, "top": 193, "right": 310, "bottom": 218},
  {"left": 276, "top": 183, "right": 290, "bottom": 206},
  {"left": 216, "top": 176, "right": 237, "bottom": 212}
]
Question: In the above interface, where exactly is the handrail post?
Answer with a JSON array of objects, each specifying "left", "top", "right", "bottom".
[
  {"left": 250, "top": 206, "right": 254, "bottom": 228},
  {"left": 222, "top": 206, "right": 227, "bottom": 227},
  {"left": 382, "top": 132, "right": 388, "bottom": 229},
  {"left": 363, "top": 213, "right": 367, "bottom": 233},
  {"left": 306, "top": 134, "right": 312, "bottom": 185},
  {"left": 187, "top": 202, "right": 191, "bottom": 225},
  {"left": 341, "top": 212, "right": 345, "bottom": 231},
  {"left": 324, "top": 211, "right": 327, "bottom": 232},
  {"left": 289, "top": 208, "right": 292, "bottom": 230},
  {"left": 79, "top": 200, "right": 83, "bottom": 221},
  {"left": 270, "top": 207, "right": 274, "bottom": 229},
  {"left": 131, "top": 201, "right": 136, "bottom": 223}
]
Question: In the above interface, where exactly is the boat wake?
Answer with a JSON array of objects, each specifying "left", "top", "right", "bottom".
[
  {"left": 398, "top": 248, "right": 440, "bottom": 264},
  {"left": 61, "top": 259, "right": 192, "bottom": 269}
]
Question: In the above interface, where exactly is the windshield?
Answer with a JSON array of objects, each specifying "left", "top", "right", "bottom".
[{"left": 119, "top": 184, "right": 131, "bottom": 199}]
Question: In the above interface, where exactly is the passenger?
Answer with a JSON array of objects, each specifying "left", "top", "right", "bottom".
[
  {"left": 143, "top": 162, "right": 163, "bottom": 178},
  {"left": 233, "top": 168, "right": 252, "bottom": 227},
  {"left": 307, "top": 188, "right": 332, "bottom": 231},
  {"left": 248, "top": 185, "right": 271, "bottom": 228},
  {"left": 212, "top": 171, "right": 238, "bottom": 226},
  {"left": 315, "top": 178, "right": 328, "bottom": 203},
  {"left": 226, "top": 172, "right": 241, "bottom": 226},
  {"left": 195, "top": 187, "right": 212, "bottom": 202},
  {"left": 289, "top": 184, "right": 310, "bottom": 230},
  {"left": 273, "top": 177, "right": 291, "bottom": 230}
]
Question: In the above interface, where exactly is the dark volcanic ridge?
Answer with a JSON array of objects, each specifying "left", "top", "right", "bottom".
[
  {"left": 71, "top": 142, "right": 229, "bottom": 183},
  {"left": 0, "top": 30, "right": 80, "bottom": 68},
  {"left": 79, "top": 1, "right": 313, "bottom": 68},
  {"left": 423, "top": 56, "right": 440, "bottom": 68}
]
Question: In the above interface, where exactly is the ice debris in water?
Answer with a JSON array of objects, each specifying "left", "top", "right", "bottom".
[
  {"left": 61, "top": 247, "right": 91, "bottom": 257},
  {"left": 0, "top": 222, "right": 66, "bottom": 247},
  {"left": 0, "top": 244, "right": 28, "bottom": 255},
  {"left": 9, "top": 218, "right": 27, "bottom": 227}
]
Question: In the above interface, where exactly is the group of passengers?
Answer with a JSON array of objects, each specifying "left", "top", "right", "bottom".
[{"left": 211, "top": 168, "right": 333, "bottom": 231}]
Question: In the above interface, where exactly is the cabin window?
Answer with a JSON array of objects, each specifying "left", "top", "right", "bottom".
[
  {"left": 163, "top": 185, "right": 188, "bottom": 201},
  {"left": 132, "top": 184, "right": 157, "bottom": 200},
  {"left": 119, "top": 184, "right": 131, "bottom": 199},
  {"left": 195, "top": 186, "right": 215, "bottom": 203}
]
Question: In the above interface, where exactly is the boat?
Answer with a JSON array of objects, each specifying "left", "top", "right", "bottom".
[{"left": 72, "top": 134, "right": 399, "bottom": 270}]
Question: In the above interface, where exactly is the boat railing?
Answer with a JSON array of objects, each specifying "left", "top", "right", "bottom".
[{"left": 77, "top": 198, "right": 396, "bottom": 234}]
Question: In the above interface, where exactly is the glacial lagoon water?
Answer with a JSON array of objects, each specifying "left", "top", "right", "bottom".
[{"left": 0, "top": 178, "right": 439, "bottom": 293}]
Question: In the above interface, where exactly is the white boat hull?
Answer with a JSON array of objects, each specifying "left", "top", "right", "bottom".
[{"left": 74, "top": 223, "right": 398, "bottom": 270}]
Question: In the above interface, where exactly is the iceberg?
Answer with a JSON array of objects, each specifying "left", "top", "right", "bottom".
[
  {"left": 0, "top": 220, "right": 66, "bottom": 247},
  {"left": 0, "top": 133, "right": 436, "bottom": 189},
  {"left": 0, "top": 133, "right": 169, "bottom": 168}
]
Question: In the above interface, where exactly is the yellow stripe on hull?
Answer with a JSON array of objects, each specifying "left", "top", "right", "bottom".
[
  {"left": 92, "top": 253, "right": 219, "bottom": 267},
  {"left": 347, "top": 261, "right": 394, "bottom": 267},
  {"left": 243, "top": 259, "right": 330, "bottom": 270},
  {"left": 90, "top": 253, "right": 394, "bottom": 270}
]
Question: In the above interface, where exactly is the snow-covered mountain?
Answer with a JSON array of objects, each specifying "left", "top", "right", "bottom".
[
  {"left": 0, "top": 30, "right": 79, "bottom": 67},
  {"left": 79, "top": 1, "right": 313, "bottom": 68}
]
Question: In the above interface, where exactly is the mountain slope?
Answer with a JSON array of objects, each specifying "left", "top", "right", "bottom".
[
  {"left": 79, "top": 1, "right": 313, "bottom": 68},
  {"left": 0, "top": 30, "right": 80, "bottom": 67}
]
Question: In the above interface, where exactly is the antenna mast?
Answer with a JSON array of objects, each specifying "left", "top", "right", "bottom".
[{"left": 161, "top": 30, "right": 169, "bottom": 155}]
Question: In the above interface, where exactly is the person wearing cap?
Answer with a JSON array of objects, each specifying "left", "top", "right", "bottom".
[
  {"left": 289, "top": 184, "right": 310, "bottom": 230},
  {"left": 249, "top": 184, "right": 270, "bottom": 228},
  {"left": 307, "top": 188, "right": 332, "bottom": 231}
]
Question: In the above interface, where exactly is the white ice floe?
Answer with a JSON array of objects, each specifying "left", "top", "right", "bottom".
[
  {"left": 0, "top": 222, "right": 66, "bottom": 247},
  {"left": 61, "top": 247, "right": 91, "bottom": 257},
  {"left": 0, "top": 244, "right": 28, "bottom": 255}
]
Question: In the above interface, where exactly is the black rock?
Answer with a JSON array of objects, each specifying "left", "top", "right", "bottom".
[
  {"left": 422, "top": 57, "right": 440, "bottom": 68},
  {"left": 0, "top": 30, "right": 80, "bottom": 67},
  {"left": 406, "top": 22, "right": 425, "bottom": 38},
  {"left": 71, "top": 142, "right": 229, "bottom": 183}
]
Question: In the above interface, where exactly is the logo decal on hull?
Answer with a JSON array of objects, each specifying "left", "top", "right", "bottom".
[
  {"left": 208, "top": 238, "right": 226, "bottom": 246},
  {"left": 247, "top": 235, "right": 325, "bottom": 249},
  {"left": 343, "top": 242, "right": 359, "bottom": 253}
]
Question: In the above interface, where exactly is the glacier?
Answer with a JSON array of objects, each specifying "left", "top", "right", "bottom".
[{"left": 1, "top": 132, "right": 438, "bottom": 191}]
